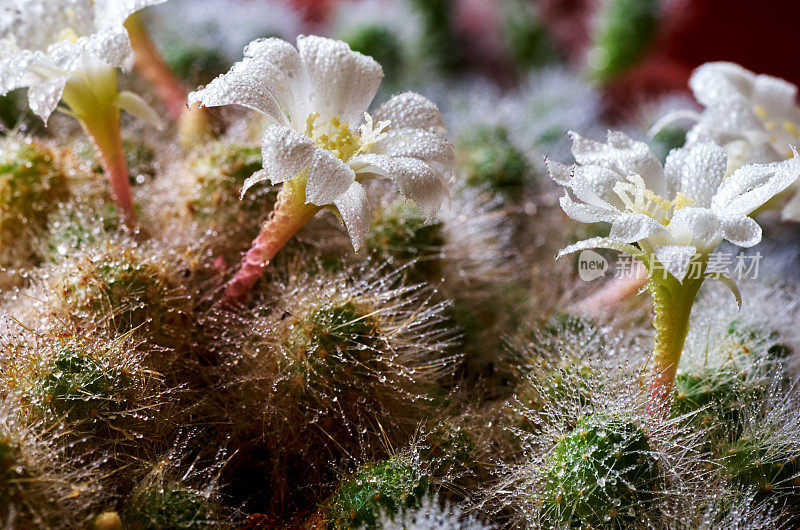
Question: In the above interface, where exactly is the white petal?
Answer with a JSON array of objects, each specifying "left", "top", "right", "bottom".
[
  {"left": 333, "top": 181, "right": 371, "bottom": 251},
  {"left": 371, "top": 128, "right": 454, "bottom": 174},
  {"left": 609, "top": 212, "right": 669, "bottom": 243},
  {"left": 667, "top": 207, "right": 723, "bottom": 250},
  {"left": 558, "top": 194, "right": 617, "bottom": 223},
  {"left": 241, "top": 169, "right": 272, "bottom": 198},
  {"left": 706, "top": 272, "right": 742, "bottom": 310},
  {"left": 752, "top": 73, "right": 798, "bottom": 111},
  {"left": 545, "top": 157, "right": 572, "bottom": 186},
  {"left": 350, "top": 153, "right": 445, "bottom": 220},
  {"left": 556, "top": 237, "right": 644, "bottom": 260},
  {"left": 305, "top": 148, "right": 356, "bottom": 206},
  {"left": 647, "top": 108, "right": 701, "bottom": 138},
  {"left": 570, "top": 164, "right": 626, "bottom": 211},
  {"left": 689, "top": 62, "right": 755, "bottom": 107},
  {"left": 372, "top": 92, "right": 447, "bottom": 135},
  {"left": 114, "top": 90, "right": 164, "bottom": 129},
  {"left": 260, "top": 125, "right": 315, "bottom": 184},
  {"left": 297, "top": 35, "right": 382, "bottom": 125},
  {"left": 653, "top": 245, "right": 697, "bottom": 282},
  {"left": 781, "top": 189, "right": 800, "bottom": 221},
  {"left": 664, "top": 142, "right": 727, "bottom": 207},
  {"left": 712, "top": 152, "right": 800, "bottom": 215},
  {"left": 188, "top": 38, "right": 305, "bottom": 124},
  {"left": 27, "top": 76, "right": 67, "bottom": 122},
  {"left": 721, "top": 215, "right": 761, "bottom": 247},
  {"left": 568, "top": 130, "right": 665, "bottom": 194}
]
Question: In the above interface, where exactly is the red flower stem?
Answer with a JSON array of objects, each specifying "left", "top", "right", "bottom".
[
  {"left": 223, "top": 182, "right": 320, "bottom": 305},
  {"left": 125, "top": 13, "right": 188, "bottom": 121}
]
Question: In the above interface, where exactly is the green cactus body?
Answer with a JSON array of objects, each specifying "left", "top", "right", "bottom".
[
  {"left": 59, "top": 250, "right": 192, "bottom": 344},
  {"left": 163, "top": 44, "right": 229, "bottom": 86},
  {"left": 366, "top": 200, "right": 446, "bottom": 274},
  {"left": 326, "top": 458, "right": 431, "bottom": 529},
  {"left": 343, "top": 25, "right": 403, "bottom": 80},
  {"left": 125, "top": 482, "right": 215, "bottom": 530},
  {"left": 540, "top": 414, "right": 660, "bottom": 527},
  {"left": 284, "top": 301, "right": 378, "bottom": 376},
  {"left": 504, "top": 0, "right": 558, "bottom": 69},
  {"left": 37, "top": 349, "right": 128, "bottom": 421},
  {"left": 185, "top": 142, "right": 270, "bottom": 219},
  {"left": 459, "top": 126, "right": 528, "bottom": 193},
  {"left": 0, "top": 137, "right": 71, "bottom": 246},
  {"left": 589, "top": 0, "right": 661, "bottom": 82},
  {"left": 721, "top": 437, "right": 800, "bottom": 497}
]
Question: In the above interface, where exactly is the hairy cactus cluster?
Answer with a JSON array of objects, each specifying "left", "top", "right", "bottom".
[{"left": 2, "top": 1, "right": 800, "bottom": 528}]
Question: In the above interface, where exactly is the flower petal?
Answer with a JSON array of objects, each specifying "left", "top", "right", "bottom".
[
  {"left": 664, "top": 142, "right": 727, "bottom": 207},
  {"left": 371, "top": 128, "right": 454, "bottom": 175},
  {"left": 240, "top": 169, "right": 272, "bottom": 198},
  {"left": 559, "top": 193, "right": 617, "bottom": 223},
  {"left": 545, "top": 157, "right": 572, "bottom": 186},
  {"left": 721, "top": 215, "right": 762, "bottom": 247},
  {"left": 666, "top": 207, "right": 723, "bottom": 250},
  {"left": 556, "top": 237, "right": 644, "bottom": 260},
  {"left": 568, "top": 130, "right": 665, "bottom": 194},
  {"left": 297, "top": 35, "right": 383, "bottom": 125},
  {"left": 689, "top": 62, "right": 755, "bottom": 107},
  {"left": 350, "top": 153, "right": 445, "bottom": 220},
  {"left": 26, "top": 76, "right": 67, "bottom": 122},
  {"left": 188, "top": 38, "right": 304, "bottom": 125},
  {"left": 609, "top": 212, "right": 669, "bottom": 243},
  {"left": 570, "top": 164, "right": 626, "bottom": 211},
  {"left": 333, "top": 181, "right": 371, "bottom": 251},
  {"left": 305, "top": 148, "right": 356, "bottom": 206},
  {"left": 114, "top": 90, "right": 164, "bottom": 130},
  {"left": 653, "top": 245, "right": 697, "bottom": 282},
  {"left": 372, "top": 92, "right": 447, "bottom": 135},
  {"left": 781, "top": 189, "right": 800, "bottom": 222},
  {"left": 260, "top": 125, "right": 315, "bottom": 184},
  {"left": 712, "top": 152, "right": 800, "bottom": 215}
]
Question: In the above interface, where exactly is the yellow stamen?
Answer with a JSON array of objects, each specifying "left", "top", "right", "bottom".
[
  {"left": 753, "top": 105, "right": 768, "bottom": 120},
  {"left": 58, "top": 27, "right": 80, "bottom": 44},
  {"left": 784, "top": 121, "right": 800, "bottom": 138}
]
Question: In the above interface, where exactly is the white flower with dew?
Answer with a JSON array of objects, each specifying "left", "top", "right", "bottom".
[
  {"left": 0, "top": 0, "right": 165, "bottom": 125},
  {"left": 550, "top": 131, "right": 800, "bottom": 285},
  {"left": 651, "top": 62, "right": 800, "bottom": 220},
  {"left": 189, "top": 35, "right": 454, "bottom": 251}
]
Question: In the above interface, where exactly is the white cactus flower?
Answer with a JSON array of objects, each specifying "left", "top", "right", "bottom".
[
  {"left": 189, "top": 36, "right": 454, "bottom": 250},
  {"left": 550, "top": 131, "right": 800, "bottom": 282},
  {"left": 652, "top": 62, "right": 800, "bottom": 221},
  {"left": 0, "top": 0, "right": 165, "bottom": 123}
]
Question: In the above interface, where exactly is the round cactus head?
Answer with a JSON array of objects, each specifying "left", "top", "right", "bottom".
[
  {"left": 36, "top": 348, "right": 130, "bottom": 422},
  {"left": 366, "top": 199, "right": 446, "bottom": 273},
  {"left": 343, "top": 24, "right": 403, "bottom": 79},
  {"left": 57, "top": 247, "right": 193, "bottom": 346},
  {"left": 0, "top": 136, "right": 71, "bottom": 247},
  {"left": 184, "top": 142, "right": 270, "bottom": 219},
  {"left": 458, "top": 126, "right": 528, "bottom": 193},
  {"left": 540, "top": 414, "right": 660, "bottom": 527},
  {"left": 124, "top": 481, "right": 216, "bottom": 530},
  {"left": 325, "top": 457, "right": 431, "bottom": 529},
  {"left": 285, "top": 300, "right": 378, "bottom": 365}
]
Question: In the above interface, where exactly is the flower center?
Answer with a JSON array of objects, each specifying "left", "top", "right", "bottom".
[
  {"left": 304, "top": 112, "right": 390, "bottom": 162},
  {"left": 613, "top": 173, "right": 693, "bottom": 225},
  {"left": 753, "top": 104, "right": 800, "bottom": 158}
]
